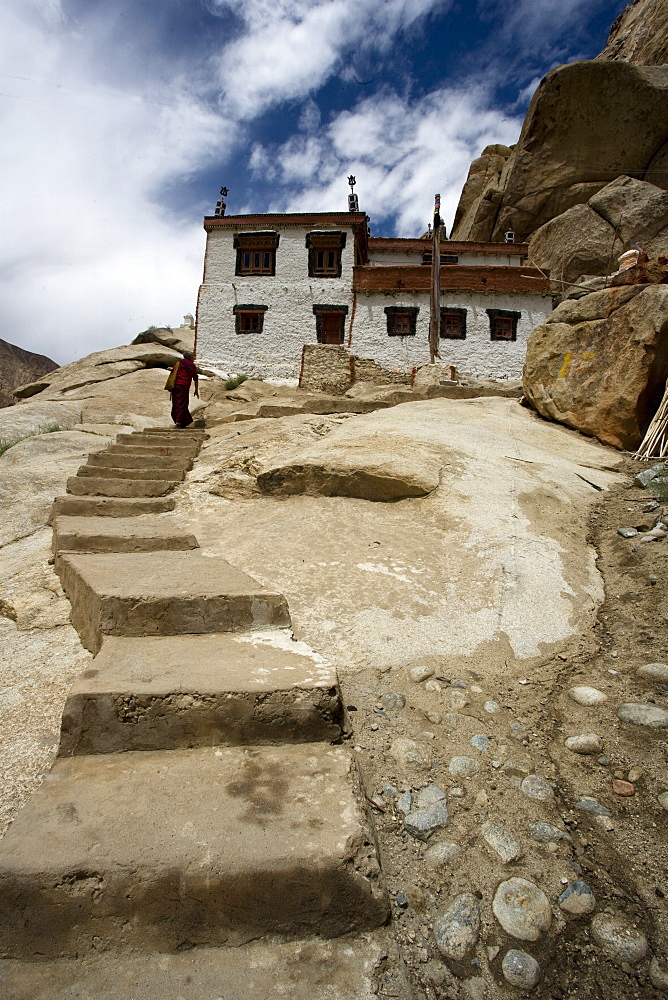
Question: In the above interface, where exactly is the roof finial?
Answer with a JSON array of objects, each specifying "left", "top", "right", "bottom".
[
  {"left": 215, "top": 186, "right": 228, "bottom": 217},
  {"left": 347, "top": 175, "right": 359, "bottom": 212}
]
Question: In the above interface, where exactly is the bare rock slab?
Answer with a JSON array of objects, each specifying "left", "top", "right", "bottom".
[
  {"left": 52, "top": 516, "right": 199, "bottom": 555},
  {"left": 55, "top": 551, "right": 291, "bottom": 652},
  {"left": 0, "top": 932, "right": 394, "bottom": 1000},
  {"left": 50, "top": 496, "right": 177, "bottom": 519},
  {"left": 0, "top": 744, "right": 389, "bottom": 958},
  {"left": 59, "top": 632, "right": 341, "bottom": 753}
]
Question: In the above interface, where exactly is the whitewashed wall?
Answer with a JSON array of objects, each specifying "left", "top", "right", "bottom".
[
  {"left": 197, "top": 225, "right": 356, "bottom": 378},
  {"left": 350, "top": 290, "right": 553, "bottom": 380},
  {"left": 367, "top": 250, "right": 522, "bottom": 266}
]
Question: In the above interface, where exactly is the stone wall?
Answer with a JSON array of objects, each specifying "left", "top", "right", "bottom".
[{"left": 298, "top": 345, "right": 413, "bottom": 394}]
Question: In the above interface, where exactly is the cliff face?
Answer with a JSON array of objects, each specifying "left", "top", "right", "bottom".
[
  {"left": 450, "top": 0, "right": 668, "bottom": 244},
  {"left": 597, "top": 0, "right": 668, "bottom": 67},
  {"left": 0, "top": 339, "right": 58, "bottom": 409}
]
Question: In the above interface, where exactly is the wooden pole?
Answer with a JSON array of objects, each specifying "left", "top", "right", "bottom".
[{"left": 429, "top": 194, "right": 442, "bottom": 364}]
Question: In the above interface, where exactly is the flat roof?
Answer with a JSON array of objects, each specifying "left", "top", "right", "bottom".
[
  {"left": 368, "top": 237, "right": 529, "bottom": 255},
  {"left": 353, "top": 264, "right": 549, "bottom": 295}
]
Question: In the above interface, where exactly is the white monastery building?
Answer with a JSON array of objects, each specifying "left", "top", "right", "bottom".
[{"left": 195, "top": 204, "right": 552, "bottom": 381}]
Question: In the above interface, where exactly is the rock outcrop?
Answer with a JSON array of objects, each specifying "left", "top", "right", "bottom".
[
  {"left": 523, "top": 284, "right": 668, "bottom": 449},
  {"left": 450, "top": 145, "right": 513, "bottom": 243},
  {"left": 597, "top": 0, "right": 668, "bottom": 66},
  {"left": 132, "top": 320, "right": 195, "bottom": 356},
  {"left": 451, "top": 61, "right": 668, "bottom": 243},
  {"left": 0, "top": 339, "right": 58, "bottom": 409},
  {"left": 527, "top": 175, "right": 668, "bottom": 290}
]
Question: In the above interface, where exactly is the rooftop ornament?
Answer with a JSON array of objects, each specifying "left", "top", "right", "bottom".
[
  {"left": 214, "top": 187, "right": 229, "bottom": 218},
  {"left": 348, "top": 175, "right": 359, "bottom": 213}
]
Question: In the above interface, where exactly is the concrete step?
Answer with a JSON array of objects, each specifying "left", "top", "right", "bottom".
[
  {"left": 0, "top": 745, "right": 388, "bottom": 958},
  {"left": 76, "top": 465, "right": 186, "bottom": 481},
  {"left": 87, "top": 452, "right": 190, "bottom": 471},
  {"left": 56, "top": 551, "right": 291, "bottom": 652},
  {"left": 52, "top": 516, "right": 199, "bottom": 556},
  {"left": 0, "top": 932, "right": 392, "bottom": 999},
  {"left": 66, "top": 477, "right": 179, "bottom": 498},
  {"left": 50, "top": 496, "right": 177, "bottom": 519},
  {"left": 58, "top": 632, "right": 341, "bottom": 754},
  {"left": 105, "top": 443, "right": 198, "bottom": 458},
  {"left": 118, "top": 432, "right": 204, "bottom": 446}
]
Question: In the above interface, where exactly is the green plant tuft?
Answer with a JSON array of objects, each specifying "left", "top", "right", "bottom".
[{"left": 224, "top": 374, "right": 249, "bottom": 391}]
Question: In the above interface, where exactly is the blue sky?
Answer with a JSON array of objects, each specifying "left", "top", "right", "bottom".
[{"left": 1, "top": 0, "right": 626, "bottom": 363}]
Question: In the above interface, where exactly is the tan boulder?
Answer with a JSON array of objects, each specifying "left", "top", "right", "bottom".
[
  {"left": 528, "top": 204, "right": 623, "bottom": 291},
  {"left": 132, "top": 324, "right": 195, "bottom": 356},
  {"left": 257, "top": 437, "right": 441, "bottom": 501},
  {"left": 589, "top": 175, "right": 668, "bottom": 258},
  {"left": 450, "top": 145, "right": 513, "bottom": 242},
  {"left": 493, "top": 62, "right": 668, "bottom": 242},
  {"left": 597, "top": 0, "right": 668, "bottom": 66},
  {"left": 523, "top": 285, "right": 668, "bottom": 450}
]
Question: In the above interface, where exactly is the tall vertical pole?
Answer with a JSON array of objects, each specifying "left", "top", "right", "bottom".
[{"left": 429, "top": 193, "right": 442, "bottom": 365}]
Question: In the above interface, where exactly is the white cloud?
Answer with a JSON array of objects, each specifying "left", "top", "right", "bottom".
[
  {"left": 210, "top": 0, "right": 449, "bottom": 118},
  {"left": 0, "top": 0, "right": 233, "bottom": 363},
  {"left": 260, "top": 87, "right": 522, "bottom": 235}
]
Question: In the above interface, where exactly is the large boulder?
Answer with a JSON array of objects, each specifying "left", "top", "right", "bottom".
[
  {"left": 257, "top": 437, "right": 442, "bottom": 501},
  {"left": 597, "top": 0, "right": 668, "bottom": 66},
  {"left": 589, "top": 175, "right": 668, "bottom": 258},
  {"left": 14, "top": 344, "right": 182, "bottom": 401},
  {"left": 523, "top": 284, "right": 668, "bottom": 450},
  {"left": 132, "top": 322, "right": 195, "bottom": 356},
  {"left": 450, "top": 145, "right": 513, "bottom": 242},
  {"left": 528, "top": 204, "right": 624, "bottom": 291}
]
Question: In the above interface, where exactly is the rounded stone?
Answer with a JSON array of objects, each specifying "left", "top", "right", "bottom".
[
  {"left": 528, "top": 822, "right": 571, "bottom": 843},
  {"left": 410, "top": 664, "right": 435, "bottom": 683},
  {"left": 470, "top": 734, "right": 490, "bottom": 752},
  {"left": 424, "top": 841, "right": 461, "bottom": 869},
  {"left": 575, "top": 795, "right": 611, "bottom": 816},
  {"left": 564, "top": 733, "right": 602, "bottom": 755},
  {"left": 617, "top": 702, "right": 668, "bottom": 728},
  {"left": 502, "top": 949, "right": 541, "bottom": 990},
  {"left": 492, "top": 878, "right": 552, "bottom": 941},
  {"left": 568, "top": 686, "right": 607, "bottom": 706},
  {"left": 484, "top": 700, "right": 502, "bottom": 713},
  {"left": 390, "top": 738, "right": 430, "bottom": 767},
  {"left": 424, "top": 679, "right": 443, "bottom": 693},
  {"left": 520, "top": 774, "right": 554, "bottom": 801},
  {"left": 558, "top": 880, "right": 596, "bottom": 915},
  {"left": 590, "top": 912, "right": 648, "bottom": 964},
  {"left": 444, "top": 689, "right": 470, "bottom": 710},
  {"left": 636, "top": 662, "right": 668, "bottom": 684},
  {"left": 433, "top": 892, "right": 481, "bottom": 961},
  {"left": 612, "top": 779, "right": 635, "bottom": 796},
  {"left": 649, "top": 957, "right": 668, "bottom": 992},
  {"left": 482, "top": 820, "right": 522, "bottom": 863},
  {"left": 658, "top": 791, "right": 668, "bottom": 811},
  {"left": 449, "top": 755, "right": 480, "bottom": 778},
  {"left": 382, "top": 692, "right": 406, "bottom": 711}
]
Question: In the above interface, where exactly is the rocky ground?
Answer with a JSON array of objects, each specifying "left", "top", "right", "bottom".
[{"left": 0, "top": 365, "right": 666, "bottom": 998}]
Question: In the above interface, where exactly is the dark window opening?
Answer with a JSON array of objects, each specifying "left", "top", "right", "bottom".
[
  {"left": 440, "top": 308, "right": 467, "bottom": 339},
  {"left": 306, "top": 231, "right": 347, "bottom": 278},
  {"left": 234, "top": 232, "right": 279, "bottom": 276},
  {"left": 312, "top": 304, "right": 348, "bottom": 344},
  {"left": 384, "top": 306, "right": 418, "bottom": 337},
  {"left": 421, "top": 252, "right": 459, "bottom": 265},
  {"left": 233, "top": 304, "right": 268, "bottom": 335},
  {"left": 487, "top": 308, "right": 520, "bottom": 341}
]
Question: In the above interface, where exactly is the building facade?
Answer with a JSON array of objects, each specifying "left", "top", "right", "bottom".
[{"left": 196, "top": 211, "right": 552, "bottom": 380}]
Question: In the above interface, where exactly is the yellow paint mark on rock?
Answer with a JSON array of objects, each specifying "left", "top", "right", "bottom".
[{"left": 557, "top": 353, "right": 572, "bottom": 378}]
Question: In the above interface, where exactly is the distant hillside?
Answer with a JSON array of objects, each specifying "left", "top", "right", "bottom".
[{"left": 0, "top": 339, "right": 58, "bottom": 408}]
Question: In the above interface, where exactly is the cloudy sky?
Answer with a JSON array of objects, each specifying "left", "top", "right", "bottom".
[{"left": 2, "top": 0, "right": 626, "bottom": 364}]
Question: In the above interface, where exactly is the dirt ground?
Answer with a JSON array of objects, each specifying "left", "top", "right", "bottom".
[{"left": 340, "top": 457, "right": 667, "bottom": 999}]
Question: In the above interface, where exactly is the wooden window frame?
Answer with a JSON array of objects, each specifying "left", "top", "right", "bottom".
[
  {"left": 312, "top": 304, "right": 349, "bottom": 344},
  {"left": 306, "top": 231, "right": 347, "bottom": 278},
  {"left": 234, "top": 232, "right": 280, "bottom": 276},
  {"left": 440, "top": 307, "right": 467, "bottom": 340},
  {"left": 384, "top": 306, "right": 419, "bottom": 337},
  {"left": 233, "top": 304, "right": 268, "bottom": 335},
  {"left": 421, "top": 252, "right": 459, "bottom": 266},
  {"left": 486, "top": 308, "right": 520, "bottom": 342}
]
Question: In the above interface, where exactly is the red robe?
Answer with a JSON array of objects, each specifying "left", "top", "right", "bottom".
[{"left": 171, "top": 358, "right": 198, "bottom": 427}]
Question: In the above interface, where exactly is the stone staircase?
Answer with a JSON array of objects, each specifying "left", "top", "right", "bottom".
[{"left": 0, "top": 427, "right": 392, "bottom": 999}]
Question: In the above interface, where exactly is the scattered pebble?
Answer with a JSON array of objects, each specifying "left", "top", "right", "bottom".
[
  {"left": 444, "top": 689, "right": 470, "bottom": 710},
  {"left": 617, "top": 703, "right": 668, "bottom": 728},
  {"left": 382, "top": 692, "right": 406, "bottom": 711},
  {"left": 568, "top": 686, "right": 607, "bottom": 707},
  {"left": 433, "top": 893, "right": 481, "bottom": 961},
  {"left": 424, "top": 679, "right": 443, "bottom": 693},
  {"left": 462, "top": 977, "right": 486, "bottom": 1000},
  {"left": 649, "top": 957, "right": 668, "bottom": 991},
  {"left": 403, "top": 785, "right": 449, "bottom": 841},
  {"left": 397, "top": 790, "right": 413, "bottom": 814},
  {"left": 502, "top": 949, "right": 541, "bottom": 990},
  {"left": 627, "top": 766, "right": 643, "bottom": 782},
  {"left": 450, "top": 679, "right": 468, "bottom": 689},
  {"left": 558, "top": 880, "right": 596, "bottom": 916},
  {"left": 484, "top": 700, "right": 501, "bottom": 714},
  {"left": 424, "top": 711, "right": 442, "bottom": 725},
  {"left": 612, "top": 779, "right": 635, "bottom": 796},
  {"left": 390, "top": 738, "right": 430, "bottom": 767},
  {"left": 597, "top": 755, "right": 610, "bottom": 766},
  {"left": 424, "top": 841, "right": 461, "bottom": 869},
  {"left": 395, "top": 891, "right": 408, "bottom": 908},
  {"left": 590, "top": 912, "right": 648, "bottom": 965},
  {"left": 528, "top": 822, "right": 571, "bottom": 843},
  {"left": 410, "top": 665, "right": 435, "bottom": 683},
  {"left": 492, "top": 878, "right": 552, "bottom": 941},
  {"left": 482, "top": 820, "right": 522, "bottom": 863},
  {"left": 617, "top": 527, "right": 638, "bottom": 538},
  {"left": 657, "top": 791, "right": 668, "bottom": 812},
  {"left": 575, "top": 795, "right": 611, "bottom": 817},
  {"left": 470, "top": 734, "right": 490, "bottom": 752},
  {"left": 636, "top": 662, "right": 668, "bottom": 684},
  {"left": 449, "top": 756, "right": 480, "bottom": 778},
  {"left": 565, "top": 733, "right": 602, "bottom": 755},
  {"left": 449, "top": 786, "right": 464, "bottom": 797},
  {"left": 521, "top": 775, "right": 554, "bottom": 801}
]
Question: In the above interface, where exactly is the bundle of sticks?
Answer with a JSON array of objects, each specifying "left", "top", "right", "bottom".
[{"left": 635, "top": 379, "right": 668, "bottom": 460}]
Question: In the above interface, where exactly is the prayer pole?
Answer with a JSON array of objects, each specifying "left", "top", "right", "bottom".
[{"left": 429, "top": 193, "right": 442, "bottom": 365}]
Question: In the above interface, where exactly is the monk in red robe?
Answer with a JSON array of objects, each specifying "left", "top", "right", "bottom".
[{"left": 170, "top": 352, "right": 199, "bottom": 428}]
